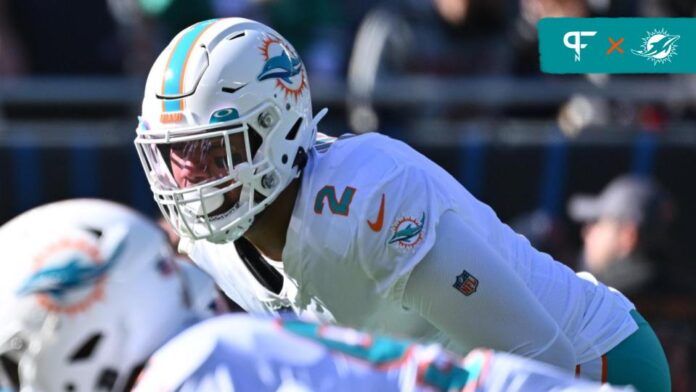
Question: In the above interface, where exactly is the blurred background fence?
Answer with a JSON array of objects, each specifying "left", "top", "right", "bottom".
[{"left": 2, "top": 76, "right": 696, "bottom": 232}]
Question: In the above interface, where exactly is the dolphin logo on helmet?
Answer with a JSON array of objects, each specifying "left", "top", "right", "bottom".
[
  {"left": 257, "top": 50, "right": 302, "bottom": 84},
  {"left": 17, "top": 240, "right": 125, "bottom": 298}
]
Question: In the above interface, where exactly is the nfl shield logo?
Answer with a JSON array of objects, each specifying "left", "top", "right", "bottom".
[{"left": 453, "top": 270, "right": 478, "bottom": 296}]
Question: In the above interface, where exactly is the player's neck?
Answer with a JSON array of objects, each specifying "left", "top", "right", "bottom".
[{"left": 244, "top": 178, "right": 301, "bottom": 261}]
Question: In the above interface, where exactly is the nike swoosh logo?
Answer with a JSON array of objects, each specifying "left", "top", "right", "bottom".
[{"left": 367, "top": 193, "right": 386, "bottom": 232}]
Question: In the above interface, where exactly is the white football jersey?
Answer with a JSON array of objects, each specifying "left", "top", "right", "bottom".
[
  {"left": 135, "top": 315, "right": 631, "bottom": 392},
  {"left": 179, "top": 238, "right": 333, "bottom": 323},
  {"left": 184, "top": 133, "right": 638, "bottom": 364}
]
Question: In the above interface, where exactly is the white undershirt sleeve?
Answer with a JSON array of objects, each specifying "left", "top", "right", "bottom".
[{"left": 402, "top": 210, "right": 577, "bottom": 372}]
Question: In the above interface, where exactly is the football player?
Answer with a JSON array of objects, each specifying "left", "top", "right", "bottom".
[
  {"left": 0, "top": 199, "right": 217, "bottom": 392},
  {"left": 135, "top": 313, "right": 632, "bottom": 392},
  {"left": 133, "top": 18, "right": 670, "bottom": 391}
]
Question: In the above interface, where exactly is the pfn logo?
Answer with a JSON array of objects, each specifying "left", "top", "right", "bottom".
[{"left": 563, "top": 31, "right": 597, "bottom": 62}]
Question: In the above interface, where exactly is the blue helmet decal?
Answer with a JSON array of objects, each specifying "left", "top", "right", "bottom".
[
  {"left": 257, "top": 35, "right": 307, "bottom": 100},
  {"left": 257, "top": 49, "right": 302, "bottom": 84},
  {"left": 17, "top": 234, "right": 126, "bottom": 299},
  {"left": 210, "top": 108, "right": 240, "bottom": 124}
]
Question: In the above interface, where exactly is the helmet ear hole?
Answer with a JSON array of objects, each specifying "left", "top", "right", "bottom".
[
  {"left": 69, "top": 333, "right": 103, "bottom": 362},
  {"left": 247, "top": 125, "right": 264, "bottom": 160},
  {"left": 285, "top": 118, "right": 303, "bottom": 141}
]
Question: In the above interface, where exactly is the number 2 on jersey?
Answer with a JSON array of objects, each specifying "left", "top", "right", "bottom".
[{"left": 314, "top": 185, "right": 356, "bottom": 216}]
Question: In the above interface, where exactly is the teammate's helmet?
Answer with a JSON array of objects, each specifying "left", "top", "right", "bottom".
[
  {"left": 0, "top": 199, "right": 216, "bottom": 392},
  {"left": 134, "top": 18, "right": 326, "bottom": 243}
]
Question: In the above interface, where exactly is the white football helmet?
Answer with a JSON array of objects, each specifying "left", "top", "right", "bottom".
[
  {"left": 134, "top": 17, "right": 327, "bottom": 243},
  {"left": 0, "top": 199, "right": 217, "bottom": 392}
]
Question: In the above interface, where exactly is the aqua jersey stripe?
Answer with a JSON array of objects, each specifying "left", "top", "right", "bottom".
[{"left": 162, "top": 19, "right": 217, "bottom": 112}]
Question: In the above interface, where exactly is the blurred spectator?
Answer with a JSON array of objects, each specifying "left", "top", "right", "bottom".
[
  {"left": 0, "top": 0, "right": 27, "bottom": 76},
  {"left": 347, "top": 0, "right": 509, "bottom": 133},
  {"left": 639, "top": 0, "right": 696, "bottom": 17},
  {"left": 567, "top": 175, "right": 677, "bottom": 297},
  {"left": 4, "top": 0, "right": 125, "bottom": 75},
  {"left": 511, "top": 0, "right": 591, "bottom": 75},
  {"left": 106, "top": 0, "right": 219, "bottom": 75},
  {"left": 569, "top": 175, "right": 695, "bottom": 391}
]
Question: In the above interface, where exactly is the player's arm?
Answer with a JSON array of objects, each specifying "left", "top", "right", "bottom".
[
  {"left": 401, "top": 210, "right": 577, "bottom": 371},
  {"left": 353, "top": 161, "right": 575, "bottom": 370}
]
